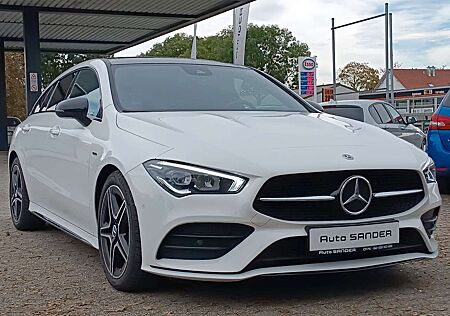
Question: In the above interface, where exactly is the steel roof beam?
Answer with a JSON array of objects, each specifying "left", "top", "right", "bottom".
[
  {"left": 2, "top": 37, "right": 127, "bottom": 45},
  {"left": 0, "top": 5, "right": 196, "bottom": 20},
  {"left": 0, "top": 19, "right": 160, "bottom": 32}
]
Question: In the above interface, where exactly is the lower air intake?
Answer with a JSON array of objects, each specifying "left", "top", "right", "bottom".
[
  {"left": 157, "top": 223, "right": 254, "bottom": 260},
  {"left": 244, "top": 228, "right": 429, "bottom": 271}
]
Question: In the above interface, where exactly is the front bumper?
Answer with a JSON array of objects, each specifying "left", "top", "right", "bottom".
[{"left": 127, "top": 165, "right": 441, "bottom": 282}]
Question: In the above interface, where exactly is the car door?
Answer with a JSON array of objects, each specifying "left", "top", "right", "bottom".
[
  {"left": 24, "top": 72, "right": 78, "bottom": 213},
  {"left": 18, "top": 83, "right": 60, "bottom": 211},
  {"left": 47, "top": 68, "right": 101, "bottom": 233},
  {"left": 383, "top": 103, "right": 424, "bottom": 147}
]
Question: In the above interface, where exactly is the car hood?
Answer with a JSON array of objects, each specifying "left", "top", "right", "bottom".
[{"left": 117, "top": 111, "right": 428, "bottom": 176}]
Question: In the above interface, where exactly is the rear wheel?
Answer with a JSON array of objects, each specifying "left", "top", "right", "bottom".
[
  {"left": 9, "top": 158, "right": 45, "bottom": 230},
  {"left": 98, "top": 171, "right": 158, "bottom": 291}
]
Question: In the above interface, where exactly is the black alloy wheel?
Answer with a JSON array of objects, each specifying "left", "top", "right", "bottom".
[
  {"left": 9, "top": 157, "right": 45, "bottom": 230},
  {"left": 99, "top": 184, "right": 130, "bottom": 279},
  {"left": 98, "top": 171, "right": 158, "bottom": 291}
]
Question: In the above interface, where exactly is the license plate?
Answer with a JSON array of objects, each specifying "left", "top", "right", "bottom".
[{"left": 309, "top": 222, "right": 399, "bottom": 252}]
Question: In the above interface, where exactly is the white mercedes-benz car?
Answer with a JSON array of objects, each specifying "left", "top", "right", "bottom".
[{"left": 9, "top": 58, "right": 441, "bottom": 291}]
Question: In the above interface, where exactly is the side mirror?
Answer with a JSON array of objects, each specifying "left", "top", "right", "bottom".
[
  {"left": 406, "top": 116, "right": 417, "bottom": 125},
  {"left": 55, "top": 97, "right": 91, "bottom": 126}
]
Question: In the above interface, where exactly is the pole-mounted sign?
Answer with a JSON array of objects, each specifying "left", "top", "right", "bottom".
[
  {"left": 29, "top": 72, "right": 39, "bottom": 92},
  {"left": 233, "top": 4, "right": 250, "bottom": 65},
  {"left": 299, "top": 56, "right": 317, "bottom": 102}
]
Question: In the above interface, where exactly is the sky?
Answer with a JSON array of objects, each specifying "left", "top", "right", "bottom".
[{"left": 115, "top": 0, "right": 450, "bottom": 85}]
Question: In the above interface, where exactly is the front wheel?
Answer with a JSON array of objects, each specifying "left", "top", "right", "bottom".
[{"left": 98, "top": 171, "right": 158, "bottom": 291}]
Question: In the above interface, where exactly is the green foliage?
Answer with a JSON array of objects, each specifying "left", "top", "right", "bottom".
[
  {"left": 41, "top": 53, "right": 109, "bottom": 86},
  {"left": 338, "top": 62, "right": 380, "bottom": 91},
  {"left": 141, "top": 24, "right": 310, "bottom": 88},
  {"left": 139, "top": 33, "right": 194, "bottom": 59}
]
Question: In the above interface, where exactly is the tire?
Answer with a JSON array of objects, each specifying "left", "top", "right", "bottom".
[
  {"left": 9, "top": 158, "right": 46, "bottom": 231},
  {"left": 98, "top": 171, "right": 158, "bottom": 292}
]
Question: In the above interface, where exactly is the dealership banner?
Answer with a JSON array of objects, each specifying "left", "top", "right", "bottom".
[{"left": 233, "top": 4, "right": 250, "bottom": 65}]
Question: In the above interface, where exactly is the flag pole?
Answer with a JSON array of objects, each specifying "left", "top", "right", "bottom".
[{"left": 191, "top": 23, "right": 197, "bottom": 59}]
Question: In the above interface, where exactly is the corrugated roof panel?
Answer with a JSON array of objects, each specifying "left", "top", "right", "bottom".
[
  {"left": 39, "top": 13, "right": 185, "bottom": 31},
  {"left": 0, "top": 23, "right": 21, "bottom": 37},
  {"left": 0, "top": 11, "right": 21, "bottom": 22},
  {"left": 39, "top": 24, "right": 151, "bottom": 42},
  {"left": 5, "top": 39, "right": 118, "bottom": 52}
]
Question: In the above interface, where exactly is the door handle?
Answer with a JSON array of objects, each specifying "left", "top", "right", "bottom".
[
  {"left": 22, "top": 124, "right": 31, "bottom": 133},
  {"left": 49, "top": 126, "right": 61, "bottom": 137}
]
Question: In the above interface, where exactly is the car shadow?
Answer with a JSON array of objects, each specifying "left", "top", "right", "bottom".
[
  {"left": 152, "top": 266, "right": 411, "bottom": 302},
  {"left": 33, "top": 224, "right": 417, "bottom": 302}
]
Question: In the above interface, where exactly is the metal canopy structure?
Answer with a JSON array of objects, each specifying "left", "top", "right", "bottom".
[
  {"left": 0, "top": 0, "right": 255, "bottom": 150},
  {"left": 0, "top": 0, "right": 253, "bottom": 53}
]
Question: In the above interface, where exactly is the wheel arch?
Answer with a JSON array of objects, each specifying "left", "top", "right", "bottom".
[
  {"left": 8, "top": 150, "right": 18, "bottom": 169},
  {"left": 95, "top": 164, "right": 121, "bottom": 218}
]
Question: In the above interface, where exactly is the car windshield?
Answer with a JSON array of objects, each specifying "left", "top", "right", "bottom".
[
  {"left": 324, "top": 106, "right": 364, "bottom": 122},
  {"left": 111, "top": 63, "right": 309, "bottom": 113}
]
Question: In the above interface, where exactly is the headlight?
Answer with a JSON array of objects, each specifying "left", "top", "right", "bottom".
[
  {"left": 143, "top": 160, "right": 247, "bottom": 197},
  {"left": 423, "top": 160, "right": 437, "bottom": 183}
]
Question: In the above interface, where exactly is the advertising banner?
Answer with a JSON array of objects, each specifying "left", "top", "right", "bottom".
[{"left": 233, "top": 4, "right": 250, "bottom": 65}]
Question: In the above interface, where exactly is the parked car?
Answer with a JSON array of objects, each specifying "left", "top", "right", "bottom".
[
  {"left": 7, "top": 116, "right": 21, "bottom": 146},
  {"left": 427, "top": 90, "right": 450, "bottom": 185},
  {"left": 321, "top": 100, "right": 426, "bottom": 149},
  {"left": 9, "top": 58, "right": 441, "bottom": 291}
]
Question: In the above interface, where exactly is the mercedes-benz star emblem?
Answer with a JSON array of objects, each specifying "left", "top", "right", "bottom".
[
  {"left": 339, "top": 176, "right": 372, "bottom": 215},
  {"left": 342, "top": 154, "right": 354, "bottom": 160}
]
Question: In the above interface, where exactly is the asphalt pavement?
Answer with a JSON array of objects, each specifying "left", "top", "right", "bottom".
[{"left": 0, "top": 152, "right": 449, "bottom": 315}]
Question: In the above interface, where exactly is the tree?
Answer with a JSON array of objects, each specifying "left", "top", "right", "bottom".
[
  {"left": 139, "top": 33, "right": 194, "bottom": 59},
  {"left": 379, "top": 61, "right": 403, "bottom": 75},
  {"left": 5, "top": 53, "right": 26, "bottom": 120},
  {"left": 141, "top": 24, "right": 310, "bottom": 89},
  {"left": 338, "top": 62, "right": 380, "bottom": 91},
  {"left": 41, "top": 53, "right": 109, "bottom": 86},
  {"left": 3, "top": 52, "right": 107, "bottom": 120}
]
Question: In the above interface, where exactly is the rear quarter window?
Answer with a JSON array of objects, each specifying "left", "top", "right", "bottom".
[{"left": 323, "top": 106, "right": 364, "bottom": 122}]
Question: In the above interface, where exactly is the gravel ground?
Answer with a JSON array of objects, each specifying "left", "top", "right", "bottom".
[{"left": 0, "top": 152, "right": 449, "bottom": 315}]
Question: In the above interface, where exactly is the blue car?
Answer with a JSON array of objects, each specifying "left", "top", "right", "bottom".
[{"left": 427, "top": 91, "right": 450, "bottom": 184}]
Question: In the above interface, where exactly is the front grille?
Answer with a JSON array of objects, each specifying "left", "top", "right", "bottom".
[
  {"left": 244, "top": 228, "right": 429, "bottom": 271},
  {"left": 253, "top": 170, "right": 424, "bottom": 221},
  {"left": 157, "top": 223, "right": 254, "bottom": 260}
]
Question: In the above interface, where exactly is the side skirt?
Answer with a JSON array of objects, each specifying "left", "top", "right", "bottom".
[
  {"left": 32, "top": 211, "right": 93, "bottom": 246},
  {"left": 28, "top": 201, "right": 98, "bottom": 248}
]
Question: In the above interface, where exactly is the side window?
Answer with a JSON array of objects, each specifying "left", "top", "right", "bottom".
[
  {"left": 47, "top": 73, "right": 76, "bottom": 111},
  {"left": 369, "top": 106, "right": 382, "bottom": 124},
  {"left": 69, "top": 69, "right": 101, "bottom": 118},
  {"left": 373, "top": 103, "right": 392, "bottom": 124},
  {"left": 32, "top": 84, "right": 55, "bottom": 114},
  {"left": 384, "top": 104, "right": 405, "bottom": 124}
]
